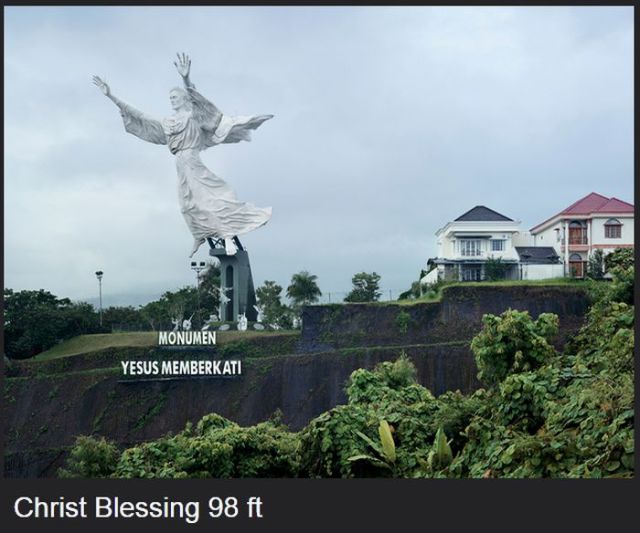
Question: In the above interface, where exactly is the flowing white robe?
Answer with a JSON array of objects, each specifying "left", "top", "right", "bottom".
[{"left": 115, "top": 87, "right": 272, "bottom": 244}]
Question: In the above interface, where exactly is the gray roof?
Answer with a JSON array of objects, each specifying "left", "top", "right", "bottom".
[
  {"left": 516, "top": 247, "right": 561, "bottom": 264},
  {"left": 455, "top": 205, "right": 513, "bottom": 222}
]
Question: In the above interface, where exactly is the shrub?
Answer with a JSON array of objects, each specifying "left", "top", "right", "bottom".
[
  {"left": 470, "top": 310, "right": 559, "bottom": 386},
  {"left": 58, "top": 436, "right": 119, "bottom": 478}
]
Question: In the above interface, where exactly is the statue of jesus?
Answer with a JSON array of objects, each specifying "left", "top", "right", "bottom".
[{"left": 93, "top": 53, "right": 272, "bottom": 257}]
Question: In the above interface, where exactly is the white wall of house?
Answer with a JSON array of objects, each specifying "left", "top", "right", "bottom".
[
  {"left": 590, "top": 215, "right": 634, "bottom": 248},
  {"left": 421, "top": 268, "right": 439, "bottom": 286},
  {"left": 512, "top": 231, "right": 534, "bottom": 247},
  {"left": 520, "top": 264, "right": 564, "bottom": 280},
  {"left": 436, "top": 221, "right": 522, "bottom": 261},
  {"left": 532, "top": 221, "right": 564, "bottom": 251},
  {"left": 532, "top": 214, "right": 634, "bottom": 260}
]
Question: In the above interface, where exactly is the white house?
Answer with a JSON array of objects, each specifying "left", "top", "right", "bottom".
[
  {"left": 425, "top": 205, "right": 543, "bottom": 283},
  {"left": 530, "top": 192, "right": 634, "bottom": 278}
]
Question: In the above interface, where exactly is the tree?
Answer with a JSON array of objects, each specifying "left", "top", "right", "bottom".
[
  {"left": 344, "top": 272, "right": 382, "bottom": 303},
  {"left": 286, "top": 271, "right": 322, "bottom": 310},
  {"left": 198, "top": 264, "right": 221, "bottom": 318},
  {"left": 484, "top": 257, "right": 507, "bottom": 281},
  {"left": 139, "top": 300, "right": 167, "bottom": 331},
  {"left": 256, "top": 280, "right": 293, "bottom": 328},
  {"left": 3, "top": 289, "right": 101, "bottom": 359},
  {"left": 102, "top": 306, "right": 147, "bottom": 332},
  {"left": 586, "top": 249, "right": 604, "bottom": 280}
]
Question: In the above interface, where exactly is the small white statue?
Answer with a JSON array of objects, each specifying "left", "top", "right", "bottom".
[
  {"left": 201, "top": 313, "right": 220, "bottom": 331},
  {"left": 182, "top": 313, "right": 194, "bottom": 331},
  {"left": 171, "top": 317, "right": 181, "bottom": 332},
  {"left": 292, "top": 316, "right": 301, "bottom": 329},
  {"left": 253, "top": 304, "right": 264, "bottom": 323},
  {"left": 237, "top": 313, "right": 248, "bottom": 332},
  {"left": 218, "top": 286, "right": 231, "bottom": 306}
]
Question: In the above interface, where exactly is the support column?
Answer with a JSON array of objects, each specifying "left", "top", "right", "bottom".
[{"left": 210, "top": 241, "right": 257, "bottom": 322}]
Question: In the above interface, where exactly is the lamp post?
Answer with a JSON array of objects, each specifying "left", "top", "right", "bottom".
[
  {"left": 190, "top": 261, "right": 207, "bottom": 327},
  {"left": 95, "top": 270, "right": 104, "bottom": 326}
]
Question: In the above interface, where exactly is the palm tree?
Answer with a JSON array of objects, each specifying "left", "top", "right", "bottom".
[{"left": 286, "top": 271, "right": 322, "bottom": 309}]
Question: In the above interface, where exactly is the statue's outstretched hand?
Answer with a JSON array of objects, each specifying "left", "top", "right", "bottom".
[
  {"left": 174, "top": 52, "right": 191, "bottom": 78},
  {"left": 92, "top": 75, "right": 110, "bottom": 97}
]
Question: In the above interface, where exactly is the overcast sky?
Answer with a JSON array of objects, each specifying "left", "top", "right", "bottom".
[{"left": 4, "top": 6, "right": 634, "bottom": 306}]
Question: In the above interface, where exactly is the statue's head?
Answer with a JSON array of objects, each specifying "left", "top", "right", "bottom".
[{"left": 169, "top": 87, "right": 190, "bottom": 111}]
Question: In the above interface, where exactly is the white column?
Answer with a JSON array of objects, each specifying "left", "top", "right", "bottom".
[{"left": 564, "top": 220, "right": 569, "bottom": 276}]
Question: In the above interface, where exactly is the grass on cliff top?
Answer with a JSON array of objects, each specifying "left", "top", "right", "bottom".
[
  {"left": 392, "top": 277, "right": 590, "bottom": 306},
  {"left": 33, "top": 330, "right": 297, "bottom": 362}
]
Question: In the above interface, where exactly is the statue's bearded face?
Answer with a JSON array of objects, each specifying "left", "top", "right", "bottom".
[{"left": 169, "top": 89, "right": 187, "bottom": 110}]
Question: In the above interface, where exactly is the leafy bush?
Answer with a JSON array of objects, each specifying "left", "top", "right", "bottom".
[
  {"left": 484, "top": 257, "right": 507, "bottom": 281},
  {"left": 604, "top": 247, "right": 633, "bottom": 271},
  {"left": 471, "top": 310, "right": 558, "bottom": 386},
  {"left": 59, "top": 268, "right": 634, "bottom": 479},
  {"left": 61, "top": 414, "right": 298, "bottom": 479},
  {"left": 58, "top": 436, "right": 119, "bottom": 478}
]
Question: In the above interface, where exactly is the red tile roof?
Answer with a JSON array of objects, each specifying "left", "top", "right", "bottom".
[
  {"left": 560, "top": 192, "right": 609, "bottom": 215},
  {"left": 531, "top": 192, "right": 634, "bottom": 233},
  {"left": 593, "top": 197, "right": 634, "bottom": 214}
]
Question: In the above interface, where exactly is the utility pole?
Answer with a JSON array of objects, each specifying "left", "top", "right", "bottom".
[
  {"left": 95, "top": 271, "right": 104, "bottom": 326},
  {"left": 190, "top": 261, "right": 207, "bottom": 327}
]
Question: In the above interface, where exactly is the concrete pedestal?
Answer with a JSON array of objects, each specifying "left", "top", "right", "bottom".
[{"left": 208, "top": 238, "right": 257, "bottom": 322}]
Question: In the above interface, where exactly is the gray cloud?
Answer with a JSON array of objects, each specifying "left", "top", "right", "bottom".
[{"left": 4, "top": 6, "right": 633, "bottom": 305}]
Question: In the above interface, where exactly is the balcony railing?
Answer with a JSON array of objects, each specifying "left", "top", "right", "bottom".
[{"left": 568, "top": 232, "right": 588, "bottom": 245}]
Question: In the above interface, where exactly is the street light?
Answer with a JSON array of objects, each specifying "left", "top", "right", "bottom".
[
  {"left": 190, "top": 261, "right": 208, "bottom": 327},
  {"left": 95, "top": 270, "right": 104, "bottom": 326}
]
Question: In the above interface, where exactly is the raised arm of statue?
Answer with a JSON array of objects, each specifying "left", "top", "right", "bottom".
[
  {"left": 92, "top": 75, "right": 167, "bottom": 146},
  {"left": 174, "top": 52, "right": 195, "bottom": 90},
  {"left": 174, "top": 53, "right": 222, "bottom": 133}
]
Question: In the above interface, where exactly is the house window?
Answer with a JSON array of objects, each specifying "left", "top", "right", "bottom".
[
  {"left": 460, "top": 240, "right": 482, "bottom": 257},
  {"left": 604, "top": 218, "right": 622, "bottom": 239},
  {"left": 491, "top": 239, "right": 505, "bottom": 252},
  {"left": 462, "top": 265, "right": 482, "bottom": 281}
]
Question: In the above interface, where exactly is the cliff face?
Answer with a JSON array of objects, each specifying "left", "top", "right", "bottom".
[
  {"left": 299, "top": 285, "right": 590, "bottom": 352},
  {"left": 3, "top": 285, "right": 591, "bottom": 478}
]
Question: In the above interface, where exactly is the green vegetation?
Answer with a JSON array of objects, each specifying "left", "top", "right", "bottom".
[
  {"left": 344, "top": 272, "right": 382, "bottom": 303},
  {"left": 586, "top": 249, "right": 605, "bottom": 280},
  {"left": 484, "top": 257, "right": 508, "bottom": 281},
  {"left": 395, "top": 277, "right": 589, "bottom": 306},
  {"left": 33, "top": 330, "right": 297, "bottom": 361},
  {"left": 255, "top": 280, "right": 294, "bottom": 328},
  {"left": 287, "top": 270, "right": 322, "bottom": 316},
  {"left": 60, "top": 415, "right": 298, "bottom": 478},
  {"left": 133, "top": 393, "right": 168, "bottom": 431},
  {"left": 3, "top": 289, "right": 102, "bottom": 359},
  {"left": 59, "top": 250, "right": 634, "bottom": 479},
  {"left": 34, "top": 332, "right": 157, "bottom": 361},
  {"left": 59, "top": 436, "right": 120, "bottom": 478},
  {"left": 394, "top": 310, "right": 411, "bottom": 334}
]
